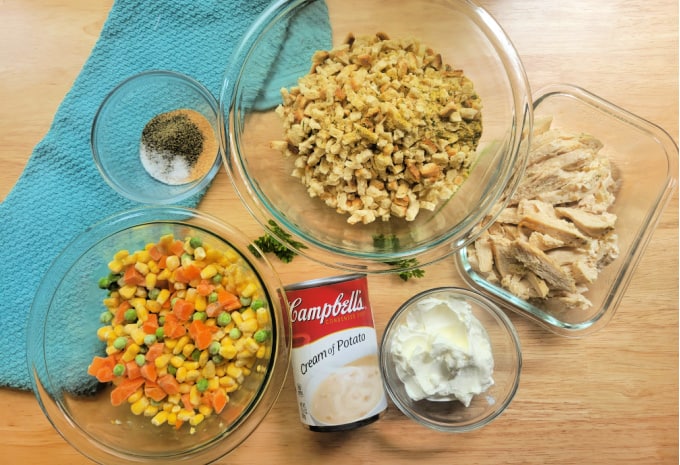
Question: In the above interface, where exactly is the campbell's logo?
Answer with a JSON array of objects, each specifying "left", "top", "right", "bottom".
[{"left": 290, "top": 290, "right": 366, "bottom": 325}]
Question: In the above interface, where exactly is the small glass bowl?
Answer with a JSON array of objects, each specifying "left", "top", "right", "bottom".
[
  {"left": 455, "top": 84, "right": 678, "bottom": 336},
  {"left": 220, "top": 0, "right": 532, "bottom": 272},
  {"left": 92, "top": 70, "right": 222, "bottom": 204},
  {"left": 379, "top": 287, "right": 522, "bottom": 432},
  {"left": 26, "top": 206, "right": 291, "bottom": 464}
]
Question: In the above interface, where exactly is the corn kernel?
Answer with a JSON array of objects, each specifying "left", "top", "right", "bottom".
[
  {"left": 183, "top": 361, "right": 199, "bottom": 371},
  {"left": 136, "top": 250, "right": 151, "bottom": 264},
  {"left": 119, "top": 284, "right": 137, "bottom": 300},
  {"left": 256, "top": 346, "right": 267, "bottom": 359},
  {"left": 164, "top": 338, "right": 177, "bottom": 350},
  {"left": 177, "top": 409, "right": 193, "bottom": 422},
  {"left": 127, "top": 387, "right": 144, "bottom": 404},
  {"left": 189, "top": 385, "right": 201, "bottom": 407},
  {"left": 148, "top": 260, "right": 160, "bottom": 274},
  {"left": 145, "top": 273, "right": 157, "bottom": 290},
  {"left": 195, "top": 294, "right": 207, "bottom": 312},
  {"left": 219, "top": 344, "right": 237, "bottom": 360},
  {"left": 226, "top": 364, "right": 242, "bottom": 380},
  {"left": 182, "top": 343, "right": 196, "bottom": 359},
  {"left": 207, "top": 377, "right": 220, "bottom": 392},
  {"left": 108, "top": 259, "right": 124, "bottom": 273},
  {"left": 121, "top": 343, "right": 141, "bottom": 362},
  {"left": 176, "top": 366, "right": 188, "bottom": 383},
  {"left": 256, "top": 307, "right": 269, "bottom": 326},
  {"left": 130, "top": 328, "right": 146, "bottom": 346},
  {"left": 167, "top": 393, "right": 181, "bottom": 405},
  {"left": 170, "top": 356, "right": 185, "bottom": 368},
  {"left": 105, "top": 345, "right": 119, "bottom": 356},
  {"left": 151, "top": 411, "right": 169, "bottom": 426},
  {"left": 157, "top": 268, "right": 172, "bottom": 281},
  {"left": 240, "top": 282, "right": 257, "bottom": 298},
  {"left": 167, "top": 412, "right": 178, "bottom": 426},
  {"left": 198, "top": 351, "right": 209, "bottom": 367},
  {"left": 231, "top": 312, "right": 243, "bottom": 326},
  {"left": 144, "top": 404, "right": 159, "bottom": 417},
  {"left": 130, "top": 396, "right": 150, "bottom": 415},
  {"left": 238, "top": 318, "right": 259, "bottom": 334},
  {"left": 134, "top": 261, "right": 149, "bottom": 276},
  {"left": 190, "top": 413, "right": 205, "bottom": 426},
  {"left": 154, "top": 353, "right": 172, "bottom": 369},
  {"left": 165, "top": 255, "right": 180, "bottom": 271},
  {"left": 178, "top": 383, "right": 192, "bottom": 394},
  {"left": 200, "top": 264, "right": 218, "bottom": 279},
  {"left": 173, "top": 335, "right": 190, "bottom": 355},
  {"left": 146, "top": 299, "right": 162, "bottom": 313},
  {"left": 202, "top": 361, "right": 216, "bottom": 379},
  {"left": 186, "top": 369, "right": 201, "bottom": 382},
  {"left": 198, "top": 404, "right": 213, "bottom": 416}
]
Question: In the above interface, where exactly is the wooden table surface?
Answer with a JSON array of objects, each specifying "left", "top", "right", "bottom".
[{"left": 0, "top": 0, "right": 677, "bottom": 464}]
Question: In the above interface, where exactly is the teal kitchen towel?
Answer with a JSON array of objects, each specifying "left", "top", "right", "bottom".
[{"left": 0, "top": 0, "right": 331, "bottom": 391}]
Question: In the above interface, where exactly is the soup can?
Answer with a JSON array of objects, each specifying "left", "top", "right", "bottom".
[{"left": 284, "top": 274, "right": 387, "bottom": 431}]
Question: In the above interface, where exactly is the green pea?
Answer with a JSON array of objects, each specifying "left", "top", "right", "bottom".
[
  {"left": 229, "top": 327, "right": 242, "bottom": 340},
  {"left": 208, "top": 291, "right": 218, "bottom": 303},
  {"left": 100, "top": 311, "right": 113, "bottom": 324},
  {"left": 113, "top": 363, "right": 125, "bottom": 377},
  {"left": 250, "top": 299, "right": 265, "bottom": 310},
  {"left": 98, "top": 276, "right": 111, "bottom": 289},
  {"left": 211, "top": 273, "right": 222, "bottom": 284},
  {"left": 124, "top": 308, "right": 137, "bottom": 322},
  {"left": 167, "top": 365, "right": 177, "bottom": 376},
  {"left": 189, "top": 237, "right": 203, "bottom": 248},
  {"left": 191, "top": 349, "right": 201, "bottom": 361},
  {"left": 155, "top": 327, "right": 165, "bottom": 340},
  {"left": 113, "top": 336, "right": 128, "bottom": 350},
  {"left": 217, "top": 312, "right": 232, "bottom": 327},
  {"left": 144, "top": 334, "right": 157, "bottom": 346},
  {"left": 239, "top": 296, "right": 252, "bottom": 307},
  {"left": 192, "top": 311, "right": 207, "bottom": 322},
  {"left": 208, "top": 341, "right": 221, "bottom": 355},
  {"left": 135, "top": 354, "right": 146, "bottom": 366},
  {"left": 148, "top": 288, "right": 160, "bottom": 300},
  {"left": 196, "top": 378, "right": 209, "bottom": 392},
  {"left": 253, "top": 329, "right": 270, "bottom": 343},
  {"left": 211, "top": 355, "right": 223, "bottom": 364},
  {"left": 158, "top": 315, "right": 166, "bottom": 326}
]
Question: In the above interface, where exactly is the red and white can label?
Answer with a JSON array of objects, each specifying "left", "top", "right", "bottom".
[{"left": 285, "top": 274, "right": 387, "bottom": 431}]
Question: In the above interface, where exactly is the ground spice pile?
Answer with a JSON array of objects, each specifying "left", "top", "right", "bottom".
[{"left": 139, "top": 109, "right": 217, "bottom": 185}]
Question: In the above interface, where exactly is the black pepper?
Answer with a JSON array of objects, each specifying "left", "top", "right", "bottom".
[{"left": 141, "top": 112, "right": 204, "bottom": 168}]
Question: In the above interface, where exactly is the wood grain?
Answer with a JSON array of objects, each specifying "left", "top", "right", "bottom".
[{"left": 0, "top": 0, "right": 677, "bottom": 464}]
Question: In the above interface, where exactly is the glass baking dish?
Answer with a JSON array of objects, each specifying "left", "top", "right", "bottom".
[{"left": 455, "top": 84, "right": 678, "bottom": 337}]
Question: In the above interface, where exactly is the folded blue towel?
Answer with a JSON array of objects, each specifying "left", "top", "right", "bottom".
[{"left": 0, "top": 0, "right": 331, "bottom": 391}]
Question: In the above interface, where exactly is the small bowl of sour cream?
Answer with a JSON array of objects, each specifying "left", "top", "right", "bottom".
[{"left": 379, "top": 287, "right": 521, "bottom": 432}]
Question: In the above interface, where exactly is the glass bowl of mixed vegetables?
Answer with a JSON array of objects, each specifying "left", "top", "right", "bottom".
[{"left": 26, "top": 206, "right": 291, "bottom": 464}]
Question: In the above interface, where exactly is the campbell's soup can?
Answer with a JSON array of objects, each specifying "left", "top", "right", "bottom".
[{"left": 284, "top": 274, "right": 387, "bottom": 431}]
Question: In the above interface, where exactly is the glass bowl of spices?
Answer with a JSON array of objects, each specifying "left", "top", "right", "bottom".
[{"left": 92, "top": 70, "right": 221, "bottom": 204}]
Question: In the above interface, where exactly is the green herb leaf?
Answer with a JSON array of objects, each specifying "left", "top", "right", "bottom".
[{"left": 250, "top": 220, "right": 308, "bottom": 264}]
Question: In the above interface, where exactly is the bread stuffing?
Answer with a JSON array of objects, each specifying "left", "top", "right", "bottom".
[
  {"left": 467, "top": 116, "right": 619, "bottom": 311},
  {"left": 271, "top": 33, "right": 482, "bottom": 224}
]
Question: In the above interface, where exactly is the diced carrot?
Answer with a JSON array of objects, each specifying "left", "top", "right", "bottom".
[
  {"left": 158, "top": 255, "right": 167, "bottom": 269},
  {"left": 181, "top": 393, "right": 193, "bottom": 410},
  {"left": 217, "top": 289, "right": 241, "bottom": 311},
  {"left": 145, "top": 342, "right": 165, "bottom": 362},
  {"left": 174, "top": 420, "right": 184, "bottom": 430},
  {"left": 88, "top": 355, "right": 117, "bottom": 383},
  {"left": 142, "top": 313, "right": 159, "bottom": 334},
  {"left": 183, "top": 264, "right": 201, "bottom": 281},
  {"left": 205, "top": 301, "right": 223, "bottom": 318},
  {"left": 140, "top": 362, "right": 158, "bottom": 382},
  {"left": 172, "top": 299, "right": 195, "bottom": 321},
  {"left": 144, "top": 381, "right": 167, "bottom": 402},
  {"left": 189, "top": 319, "right": 214, "bottom": 350},
  {"left": 157, "top": 374, "right": 181, "bottom": 395},
  {"left": 125, "top": 360, "right": 142, "bottom": 380},
  {"left": 110, "top": 377, "right": 145, "bottom": 406},
  {"left": 211, "top": 389, "right": 229, "bottom": 414},
  {"left": 148, "top": 245, "right": 163, "bottom": 261},
  {"left": 196, "top": 280, "right": 214, "bottom": 297},
  {"left": 114, "top": 300, "right": 132, "bottom": 325},
  {"left": 163, "top": 313, "right": 187, "bottom": 338},
  {"left": 123, "top": 265, "right": 145, "bottom": 286},
  {"left": 169, "top": 240, "right": 185, "bottom": 257}
]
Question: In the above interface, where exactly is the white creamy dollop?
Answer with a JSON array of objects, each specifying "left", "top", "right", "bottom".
[{"left": 389, "top": 295, "right": 494, "bottom": 406}]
